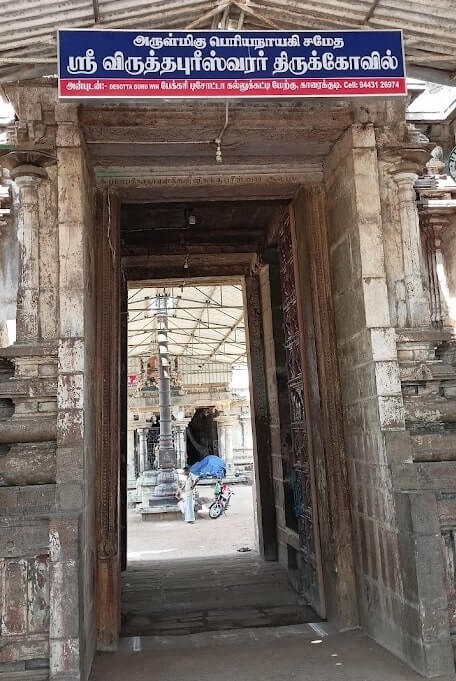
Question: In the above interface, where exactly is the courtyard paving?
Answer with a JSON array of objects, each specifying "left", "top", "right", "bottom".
[{"left": 127, "top": 483, "right": 256, "bottom": 561}]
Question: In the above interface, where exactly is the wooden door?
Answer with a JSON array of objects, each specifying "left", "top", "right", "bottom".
[
  {"left": 95, "top": 190, "right": 122, "bottom": 650},
  {"left": 277, "top": 210, "right": 326, "bottom": 617}
]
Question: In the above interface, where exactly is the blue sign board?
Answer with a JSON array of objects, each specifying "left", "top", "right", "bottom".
[{"left": 58, "top": 29, "right": 406, "bottom": 99}]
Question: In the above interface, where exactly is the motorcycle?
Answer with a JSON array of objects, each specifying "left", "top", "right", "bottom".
[{"left": 209, "top": 480, "right": 233, "bottom": 519}]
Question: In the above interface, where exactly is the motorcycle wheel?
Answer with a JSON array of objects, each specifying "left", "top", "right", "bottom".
[{"left": 209, "top": 501, "right": 223, "bottom": 519}]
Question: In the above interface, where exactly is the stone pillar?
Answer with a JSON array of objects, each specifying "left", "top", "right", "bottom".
[
  {"left": 157, "top": 308, "right": 176, "bottom": 469},
  {"left": 138, "top": 428, "right": 148, "bottom": 472},
  {"left": 216, "top": 415, "right": 235, "bottom": 476},
  {"left": 239, "top": 410, "right": 252, "bottom": 449},
  {"left": 392, "top": 170, "right": 431, "bottom": 327},
  {"left": 10, "top": 164, "right": 47, "bottom": 344},
  {"left": 0, "top": 168, "right": 17, "bottom": 348},
  {"left": 127, "top": 427, "right": 136, "bottom": 488},
  {"left": 137, "top": 296, "right": 178, "bottom": 519},
  {"left": 174, "top": 419, "right": 189, "bottom": 469},
  {"left": 420, "top": 214, "right": 448, "bottom": 328}
]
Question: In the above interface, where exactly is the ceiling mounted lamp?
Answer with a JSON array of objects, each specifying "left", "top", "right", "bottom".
[{"left": 185, "top": 208, "right": 196, "bottom": 226}]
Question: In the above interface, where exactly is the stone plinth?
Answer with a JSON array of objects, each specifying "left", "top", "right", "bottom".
[
  {"left": 136, "top": 468, "right": 179, "bottom": 518},
  {"left": 140, "top": 509, "right": 182, "bottom": 521}
]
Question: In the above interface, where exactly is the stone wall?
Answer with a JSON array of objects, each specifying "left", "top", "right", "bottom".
[
  {"left": 0, "top": 90, "right": 98, "bottom": 681},
  {"left": 324, "top": 123, "right": 455, "bottom": 677}
]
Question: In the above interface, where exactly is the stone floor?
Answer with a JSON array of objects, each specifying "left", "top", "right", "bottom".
[
  {"left": 121, "top": 553, "right": 316, "bottom": 636},
  {"left": 104, "top": 485, "right": 432, "bottom": 681},
  {"left": 127, "top": 483, "right": 256, "bottom": 561},
  {"left": 91, "top": 626, "right": 428, "bottom": 681}
]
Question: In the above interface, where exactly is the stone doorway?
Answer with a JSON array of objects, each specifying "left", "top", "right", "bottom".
[
  {"left": 186, "top": 408, "right": 219, "bottom": 466},
  {"left": 95, "top": 188, "right": 358, "bottom": 653}
]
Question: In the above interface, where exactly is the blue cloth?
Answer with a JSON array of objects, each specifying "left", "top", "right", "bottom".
[{"left": 190, "top": 455, "right": 226, "bottom": 479}]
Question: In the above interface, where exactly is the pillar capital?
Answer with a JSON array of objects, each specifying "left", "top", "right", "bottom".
[
  {"left": 378, "top": 123, "right": 432, "bottom": 177},
  {"left": 11, "top": 165, "right": 48, "bottom": 185},
  {"left": 174, "top": 418, "right": 190, "bottom": 431},
  {"left": 1, "top": 150, "right": 55, "bottom": 175},
  {"left": 215, "top": 414, "right": 235, "bottom": 427}
]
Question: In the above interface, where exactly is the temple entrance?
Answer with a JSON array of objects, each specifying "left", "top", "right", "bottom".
[
  {"left": 95, "top": 184, "right": 358, "bottom": 654},
  {"left": 186, "top": 408, "right": 219, "bottom": 466}
]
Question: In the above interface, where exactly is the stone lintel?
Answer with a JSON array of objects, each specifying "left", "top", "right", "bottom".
[
  {"left": 395, "top": 327, "right": 452, "bottom": 346},
  {"left": 0, "top": 342, "right": 58, "bottom": 358}
]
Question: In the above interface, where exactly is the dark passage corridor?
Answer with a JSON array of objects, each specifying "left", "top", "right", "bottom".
[{"left": 121, "top": 554, "right": 317, "bottom": 637}]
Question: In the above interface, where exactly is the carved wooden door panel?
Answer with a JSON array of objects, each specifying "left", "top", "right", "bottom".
[
  {"left": 95, "top": 190, "right": 121, "bottom": 649},
  {"left": 278, "top": 211, "right": 325, "bottom": 616}
]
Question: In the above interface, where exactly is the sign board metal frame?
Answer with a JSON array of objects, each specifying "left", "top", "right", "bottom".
[{"left": 58, "top": 28, "right": 407, "bottom": 100}]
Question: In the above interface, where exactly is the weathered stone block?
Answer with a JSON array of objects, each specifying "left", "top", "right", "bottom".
[
  {"left": 0, "top": 443, "right": 56, "bottom": 486},
  {"left": 49, "top": 637, "right": 80, "bottom": 676},
  {"left": 0, "top": 521, "right": 48, "bottom": 558},
  {"left": 352, "top": 124, "right": 376, "bottom": 149},
  {"left": 55, "top": 103, "right": 79, "bottom": 124},
  {"left": 0, "top": 636, "right": 49, "bottom": 664},
  {"left": 55, "top": 446, "right": 84, "bottom": 485},
  {"left": 37, "top": 400, "right": 57, "bottom": 413},
  {"left": 326, "top": 192, "right": 355, "bottom": 246},
  {"left": 330, "top": 236, "right": 352, "bottom": 295},
  {"left": 374, "top": 361, "right": 402, "bottom": 396},
  {"left": 378, "top": 395, "right": 404, "bottom": 430},
  {"left": 359, "top": 218, "right": 386, "bottom": 279},
  {"left": 56, "top": 411, "right": 83, "bottom": 446},
  {"left": 1, "top": 559, "right": 27, "bottom": 634},
  {"left": 59, "top": 290, "right": 84, "bottom": 338},
  {"left": 58, "top": 339, "right": 84, "bottom": 375},
  {"left": 422, "top": 639, "right": 456, "bottom": 677},
  {"left": 57, "top": 374, "right": 83, "bottom": 411},
  {"left": 0, "top": 485, "right": 56, "bottom": 517},
  {"left": 49, "top": 518, "right": 79, "bottom": 563},
  {"left": 358, "top": 364, "right": 376, "bottom": 400},
  {"left": 56, "top": 124, "right": 83, "bottom": 148},
  {"left": 49, "top": 562, "right": 79, "bottom": 639},
  {"left": 362, "top": 278, "right": 390, "bottom": 328},
  {"left": 28, "top": 555, "right": 50, "bottom": 634},
  {"left": 383, "top": 430, "right": 413, "bottom": 465},
  {"left": 334, "top": 287, "right": 365, "bottom": 343},
  {"left": 58, "top": 224, "right": 84, "bottom": 291},
  {"left": 56, "top": 483, "right": 83, "bottom": 512}
]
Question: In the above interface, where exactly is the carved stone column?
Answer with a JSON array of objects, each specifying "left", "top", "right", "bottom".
[
  {"left": 8, "top": 163, "right": 48, "bottom": 343},
  {"left": 215, "top": 414, "right": 235, "bottom": 476},
  {"left": 138, "top": 428, "right": 148, "bottom": 472},
  {"left": 239, "top": 409, "right": 252, "bottom": 449},
  {"left": 420, "top": 214, "right": 449, "bottom": 328},
  {"left": 0, "top": 168, "right": 15, "bottom": 347},
  {"left": 174, "top": 418, "right": 189, "bottom": 469},
  {"left": 127, "top": 427, "right": 136, "bottom": 488},
  {"left": 392, "top": 169, "right": 431, "bottom": 327}
]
